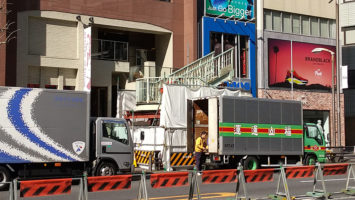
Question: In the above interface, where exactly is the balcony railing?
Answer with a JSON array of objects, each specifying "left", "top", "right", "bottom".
[
  {"left": 135, "top": 48, "right": 234, "bottom": 104},
  {"left": 92, "top": 39, "right": 128, "bottom": 61},
  {"left": 136, "top": 77, "right": 208, "bottom": 103}
]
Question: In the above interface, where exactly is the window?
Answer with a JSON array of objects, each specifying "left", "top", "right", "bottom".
[
  {"left": 306, "top": 125, "right": 323, "bottom": 145},
  {"left": 292, "top": 14, "right": 300, "bottom": 34},
  {"left": 264, "top": 10, "right": 333, "bottom": 38},
  {"left": 301, "top": 16, "right": 310, "bottom": 35},
  {"left": 102, "top": 122, "right": 129, "bottom": 145},
  {"left": 344, "top": 28, "right": 355, "bottom": 45},
  {"left": 272, "top": 11, "right": 282, "bottom": 32},
  {"left": 264, "top": 10, "right": 272, "bottom": 31},
  {"left": 310, "top": 17, "right": 319, "bottom": 37},
  {"left": 283, "top": 13, "right": 292, "bottom": 33},
  {"left": 349, "top": 70, "right": 355, "bottom": 89},
  {"left": 320, "top": 19, "right": 329, "bottom": 38},
  {"left": 330, "top": 20, "right": 336, "bottom": 39}
]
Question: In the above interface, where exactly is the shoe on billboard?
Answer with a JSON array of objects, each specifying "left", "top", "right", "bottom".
[{"left": 285, "top": 70, "right": 308, "bottom": 85}]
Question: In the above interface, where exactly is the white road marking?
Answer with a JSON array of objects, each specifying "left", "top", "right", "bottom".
[{"left": 300, "top": 178, "right": 355, "bottom": 183}]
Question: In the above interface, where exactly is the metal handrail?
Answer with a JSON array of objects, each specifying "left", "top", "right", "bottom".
[{"left": 136, "top": 48, "right": 235, "bottom": 103}]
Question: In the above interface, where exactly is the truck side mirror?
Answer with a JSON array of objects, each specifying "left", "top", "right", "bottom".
[{"left": 140, "top": 131, "right": 145, "bottom": 141}]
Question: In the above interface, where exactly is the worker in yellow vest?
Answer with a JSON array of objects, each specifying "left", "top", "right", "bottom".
[{"left": 195, "top": 131, "right": 208, "bottom": 175}]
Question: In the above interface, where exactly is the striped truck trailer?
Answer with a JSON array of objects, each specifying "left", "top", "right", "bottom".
[
  {"left": 0, "top": 87, "right": 134, "bottom": 189},
  {"left": 0, "top": 87, "right": 90, "bottom": 163},
  {"left": 187, "top": 96, "right": 326, "bottom": 170}
]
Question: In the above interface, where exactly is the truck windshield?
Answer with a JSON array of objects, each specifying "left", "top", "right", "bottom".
[
  {"left": 307, "top": 125, "right": 323, "bottom": 145},
  {"left": 102, "top": 122, "right": 129, "bottom": 145}
]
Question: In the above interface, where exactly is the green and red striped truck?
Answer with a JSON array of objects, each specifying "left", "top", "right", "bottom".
[{"left": 187, "top": 96, "right": 326, "bottom": 170}]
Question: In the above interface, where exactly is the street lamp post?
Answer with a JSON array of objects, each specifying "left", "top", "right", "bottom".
[{"left": 312, "top": 48, "right": 336, "bottom": 146}]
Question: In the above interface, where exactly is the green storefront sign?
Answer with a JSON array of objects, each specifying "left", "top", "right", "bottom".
[{"left": 205, "top": 0, "right": 254, "bottom": 19}]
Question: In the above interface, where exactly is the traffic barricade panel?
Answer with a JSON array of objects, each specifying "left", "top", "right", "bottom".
[
  {"left": 87, "top": 175, "right": 132, "bottom": 192},
  {"left": 20, "top": 178, "right": 72, "bottom": 198},
  {"left": 243, "top": 168, "right": 274, "bottom": 183},
  {"left": 170, "top": 153, "right": 194, "bottom": 167},
  {"left": 285, "top": 166, "right": 315, "bottom": 179},
  {"left": 202, "top": 169, "right": 237, "bottom": 184},
  {"left": 322, "top": 163, "right": 349, "bottom": 176},
  {"left": 150, "top": 172, "right": 189, "bottom": 188},
  {"left": 135, "top": 150, "right": 154, "bottom": 165}
]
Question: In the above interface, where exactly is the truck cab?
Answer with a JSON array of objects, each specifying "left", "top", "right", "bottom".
[
  {"left": 91, "top": 118, "right": 134, "bottom": 176},
  {"left": 303, "top": 123, "right": 327, "bottom": 165}
]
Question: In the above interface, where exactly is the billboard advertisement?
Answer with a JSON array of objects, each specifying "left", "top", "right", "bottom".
[
  {"left": 205, "top": 0, "right": 254, "bottom": 19},
  {"left": 268, "top": 39, "right": 336, "bottom": 90}
]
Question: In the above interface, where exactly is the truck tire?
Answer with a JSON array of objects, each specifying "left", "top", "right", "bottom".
[
  {"left": 243, "top": 156, "right": 259, "bottom": 170},
  {"left": 305, "top": 155, "right": 317, "bottom": 166},
  {"left": 0, "top": 166, "right": 10, "bottom": 190},
  {"left": 96, "top": 162, "right": 118, "bottom": 176}
]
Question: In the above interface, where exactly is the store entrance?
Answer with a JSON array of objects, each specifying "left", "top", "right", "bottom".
[
  {"left": 303, "top": 110, "right": 330, "bottom": 146},
  {"left": 210, "top": 32, "right": 249, "bottom": 78}
]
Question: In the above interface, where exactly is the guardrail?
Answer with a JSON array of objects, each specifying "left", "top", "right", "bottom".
[
  {"left": 6, "top": 163, "right": 355, "bottom": 200},
  {"left": 136, "top": 77, "right": 208, "bottom": 103},
  {"left": 1, "top": 181, "right": 13, "bottom": 200},
  {"left": 136, "top": 48, "right": 235, "bottom": 104}
]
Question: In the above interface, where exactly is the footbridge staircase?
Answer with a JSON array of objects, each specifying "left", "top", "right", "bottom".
[{"left": 136, "top": 48, "right": 235, "bottom": 104}]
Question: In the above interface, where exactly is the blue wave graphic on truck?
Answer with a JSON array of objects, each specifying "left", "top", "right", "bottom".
[
  {"left": 8, "top": 88, "right": 75, "bottom": 161},
  {"left": 0, "top": 88, "right": 84, "bottom": 163}
]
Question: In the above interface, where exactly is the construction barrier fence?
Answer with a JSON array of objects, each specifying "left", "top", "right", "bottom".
[
  {"left": 7, "top": 163, "right": 355, "bottom": 200},
  {"left": 1, "top": 181, "right": 14, "bottom": 200}
]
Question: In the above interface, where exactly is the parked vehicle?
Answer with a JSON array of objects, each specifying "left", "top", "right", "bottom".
[
  {"left": 187, "top": 96, "right": 326, "bottom": 170},
  {"left": 0, "top": 87, "right": 133, "bottom": 189}
]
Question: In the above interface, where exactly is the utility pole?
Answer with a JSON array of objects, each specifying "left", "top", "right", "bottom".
[{"left": 335, "top": 0, "right": 341, "bottom": 147}]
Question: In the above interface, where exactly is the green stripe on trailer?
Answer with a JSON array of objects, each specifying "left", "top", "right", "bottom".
[{"left": 219, "top": 122, "right": 303, "bottom": 139}]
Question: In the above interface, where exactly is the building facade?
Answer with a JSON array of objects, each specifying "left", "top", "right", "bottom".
[
  {"left": 197, "top": 0, "right": 257, "bottom": 97},
  {"left": 2, "top": 0, "right": 198, "bottom": 117},
  {"left": 340, "top": 0, "right": 355, "bottom": 145},
  {"left": 257, "top": 0, "right": 345, "bottom": 146}
]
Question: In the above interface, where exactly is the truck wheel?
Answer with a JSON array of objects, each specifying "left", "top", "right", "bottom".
[
  {"left": 0, "top": 166, "right": 10, "bottom": 190},
  {"left": 305, "top": 155, "right": 317, "bottom": 166},
  {"left": 96, "top": 162, "right": 118, "bottom": 176},
  {"left": 243, "top": 156, "right": 259, "bottom": 170}
]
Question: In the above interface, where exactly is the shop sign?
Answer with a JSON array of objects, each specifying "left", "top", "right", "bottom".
[
  {"left": 205, "top": 0, "right": 254, "bottom": 19},
  {"left": 223, "top": 78, "right": 251, "bottom": 91}
]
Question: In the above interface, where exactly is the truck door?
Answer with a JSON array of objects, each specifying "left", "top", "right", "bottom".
[
  {"left": 96, "top": 119, "right": 133, "bottom": 171},
  {"left": 187, "top": 99, "right": 194, "bottom": 153},
  {"left": 304, "top": 124, "right": 326, "bottom": 163},
  {"left": 208, "top": 98, "right": 218, "bottom": 153}
]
